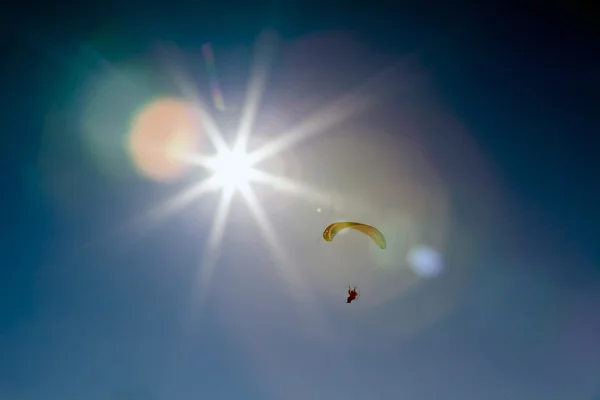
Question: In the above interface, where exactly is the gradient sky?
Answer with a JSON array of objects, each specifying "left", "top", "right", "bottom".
[{"left": 2, "top": 5, "right": 599, "bottom": 400}]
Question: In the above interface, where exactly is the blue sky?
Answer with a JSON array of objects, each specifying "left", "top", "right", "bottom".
[{"left": 2, "top": 6, "right": 599, "bottom": 400}]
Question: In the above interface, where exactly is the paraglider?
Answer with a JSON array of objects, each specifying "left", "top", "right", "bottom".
[
  {"left": 322, "top": 221, "right": 386, "bottom": 303},
  {"left": 322, "top": 221, "right": 386, "bottom": 249},
  {"left": 346, "top": 286, "right": 359, "bottom": 303}
]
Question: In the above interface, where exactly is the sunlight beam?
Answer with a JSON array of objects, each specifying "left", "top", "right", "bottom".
[
  {"left": 234, "top": 30, "right": 277, "bottom": 152},
  {"left": 195, "top": 186, "right": 236, "bottom": 307},
  {"left": 248, "top": 60, "right": 416, "bottom": 165},
  {"left": 57, "top": 175, "right": 221, "bottom": 269},
  {"left": 110, "top": 174, "right": 220, "bottom": 238},
  {"left": 144, "top": 175, "right": 220, "bottom": 222},
  {"left": 162, "top": 49, "right": 230, "bottom": 154},
  {"left": 250, "top": 170, "right": 333, "bottom": 204},
  {"left": 177, "top": 153, "right": 215, "bottom": 169},
  {"left": 238, "top": 182, "right": 300, "bottom": 287},
  {"left": 198, "top": 105, "right": 230, "bottom": 154}
]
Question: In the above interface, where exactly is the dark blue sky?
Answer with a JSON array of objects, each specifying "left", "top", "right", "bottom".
[{"left": 2, "top": 4, "right": 599, "bottom": 400}]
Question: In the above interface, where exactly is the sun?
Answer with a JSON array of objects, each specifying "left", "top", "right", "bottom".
[{"left": 205, "top": 145, "right": 257, "bottom": 191}]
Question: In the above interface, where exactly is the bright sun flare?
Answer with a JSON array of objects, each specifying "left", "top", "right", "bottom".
[
  {"left": 136, "top": 33, "right": 395, "bottom": 310},
  {"left": 206, "top": 146, "right": 257, "bottom": 190}
]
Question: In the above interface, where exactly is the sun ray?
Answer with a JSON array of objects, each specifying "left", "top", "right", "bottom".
[
  {"left": 194, "top": 185, "right": 236, "bottom": 309},
  {"left": 110, "top": 175, "right": 221, "bottom": 242},
  {"left": 234, "top": 30, "right": 277, "bottom": 152},
  {"left": 143, "top": 175, "right": 220, "bottom": 222},
  {"left": 128, "top": 175, "right": 221, "bottom": 229},
  {"left": 177, "top": 153, "right": 215, "bottom": 169},
  {"left": 197, "top": 105, "right": 230, "bottom": 154},
  {"left": 164, "top": 52, "right": 230, "bottom": 154},
  {"left": 250, "top": 169, "right": 333, "bottom": 204},
  {"left": 238, "top": 182, "right": 301, "bottom": 288},
  {"left": 54, "top": 174, "right": 221, "bottom": 272},
  {"left": 248, "top": 60, "right": 415, "bottom": 165}
]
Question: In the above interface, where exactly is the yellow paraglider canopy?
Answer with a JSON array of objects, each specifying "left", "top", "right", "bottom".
[{"left": 323, "top": 222, "right": 386, "bottom": 249}]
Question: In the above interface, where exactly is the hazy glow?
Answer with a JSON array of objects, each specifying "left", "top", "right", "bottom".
[
  {"left": 160, "top": 42, "right": 424, "bottom": 314},
  {"left": 93, "top": 33, "right": 438, "bottom": 326}
]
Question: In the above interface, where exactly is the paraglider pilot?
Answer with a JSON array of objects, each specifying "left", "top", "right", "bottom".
[{"left": 347, "top": 286, "right": 359, "bottom": 303}]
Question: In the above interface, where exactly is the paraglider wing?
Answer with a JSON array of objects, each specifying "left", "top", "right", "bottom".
[{"left": 323, "top": 222, "right": 386, "bottom": 249}]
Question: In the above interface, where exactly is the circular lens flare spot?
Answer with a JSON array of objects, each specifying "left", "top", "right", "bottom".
[
  {"left": 129, "top": 98, "right": 202, "bottom": 182},
  {"left": 407, "top": 245, "right": 444, "bottom": 278}
]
